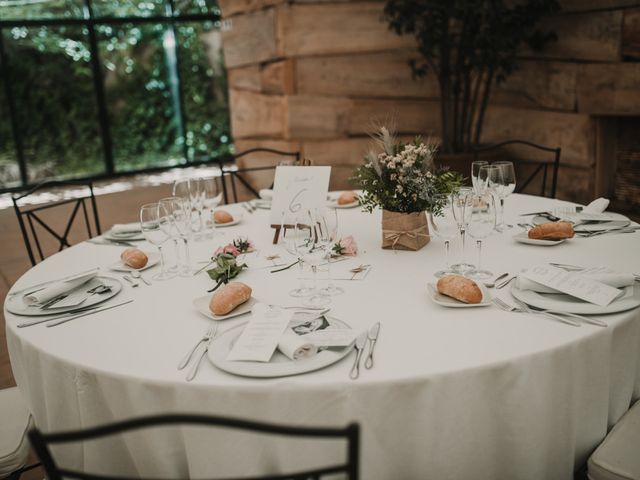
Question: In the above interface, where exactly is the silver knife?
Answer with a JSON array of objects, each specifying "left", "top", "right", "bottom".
[
  {"left": 364, "top": 322, "right": 380, "bottom": 369},
  {"left": 349, "top": 331, "right": 368, "bottom": 380},
  {"left": 186, "top": 329, "right": 217, "bottom": 382}
]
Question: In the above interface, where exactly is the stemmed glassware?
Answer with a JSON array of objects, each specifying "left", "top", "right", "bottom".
[
  {"left": 428, "top": 194, "right": 459, "bottom": 278},
  {"left": 493, "top": 161, "right": 516, "bottom": 231},
  {"left": 467, "top": 193, "right": 497, "bottom": 280},
  {"left": 282, "top": 213, "right": 313, "bottom": 298},
  {"left": 173, "top": 177, "right": 205, "bottom": 239},
  {"left": 201, "top": 176, "right": 223, "bottom": 239},
  {"left": 319, "top": 208, "right": 344, "bottom": 296},
  {"left": 159, "top": 197, "right": 192, "bottom": 277},
  {"left": 450, "top": 187, "right": 475, "bottom": 274},
  {"left": 140, "top": 203, "right": 175, "bottom": 281},
  {"left": 471, "top": 161, "right": 489, "bottom": 194},
  {"left": 295, "top": 211, "right": 331, "bottom": 307}
]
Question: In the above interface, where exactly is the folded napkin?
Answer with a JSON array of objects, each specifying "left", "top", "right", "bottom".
[
  {"left": 259, "top": 189, "right": 273, "bottom": 200},
  {"left": 23, "top": 270, "right": 98, "bottom": 306},
  {"left": 110, "top": 222, "right": 142, "bottom": 235},
  {"left": 277, "top": 329, "right": 317, "bottom": 360},
  {"left": 515, "top": 267, "right": 634, "bottom": 294},
  {"left": 583, "top": 197, "right": 610, "bottom": 214}
]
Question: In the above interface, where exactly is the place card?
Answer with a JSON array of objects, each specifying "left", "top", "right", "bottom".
[
  {"left": 521, "top": 264, "right": 624, "bottom": 307},
  {"left": 226, "top": 304, "right": 294, "bottom": 362},
  {"left": 301, "top": 329, "right": 357, "bottom": 348}
]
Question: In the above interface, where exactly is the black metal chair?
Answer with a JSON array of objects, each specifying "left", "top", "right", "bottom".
[
  {"left": 28, "top": 414, "right": 359, "bottom": 480},
  {"left": 473, "top": 140, "right": 561, "bottom": 198},
  {"left": 220, "top": 148, "right": 301, "bottom": 204},
  {"left": 12, "top": 180, "right": 101, "bottom": 266}
]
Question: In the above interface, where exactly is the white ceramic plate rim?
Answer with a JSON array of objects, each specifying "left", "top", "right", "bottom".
[
  {"left": 214, "top": 214, "right": 243, "bottom": 227},
  {"left": 109, "top": 251, "right": 160, "bottom": 272},
  {"left": 327, "top": 200, "right": 359, "bottom": 209},
  {"left": 207, "top": 316, "right": 353, "bottom": 378},
  {"left": 512, "top": 231, "right": 566, "bottom": 246},
  {"left": 104, "top": 231, "right": 146, "bottom": 241},
  {"left": 6, "top": 275, "right": 123, "bottom": 316},
  {"left": 192, "top": 295, "right": 257, "bottom": 321},
  {"left": 510, "top": 284, "right": 640, "bottom": 314},
  {"left": 427, "top": 282, "right": 492, "bottom": 308}
]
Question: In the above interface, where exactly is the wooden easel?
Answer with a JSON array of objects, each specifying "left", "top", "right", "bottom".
[{"left": 271, "top": 222, "right": 320, "bottom": 244}]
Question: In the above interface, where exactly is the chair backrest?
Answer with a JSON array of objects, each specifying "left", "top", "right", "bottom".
[
  {"left": 473, "top": 140, "right": 561, "bottom": 198},
  {"left": 28, "top": 414, "right": 359, "bottom": 480},
  {"left": 221, "top": 148, "right": 301, "bottom": 204},
  {"left": 12, "top": 180, "right": 101, "bottom": 266}
]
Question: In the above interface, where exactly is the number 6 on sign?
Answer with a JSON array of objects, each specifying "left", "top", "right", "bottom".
[{"left": 269, "top": 166, "right": 331, "bottom": 243}]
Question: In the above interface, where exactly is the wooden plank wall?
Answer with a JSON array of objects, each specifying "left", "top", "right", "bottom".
[{"left": 218, "top": 0, "right": 640, "bottom": 203}]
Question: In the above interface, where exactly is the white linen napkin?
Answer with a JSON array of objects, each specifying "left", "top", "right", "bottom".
[
  {"left": 259, "top": 189, "right": 273, "bottom": 200},
  {"left": 515, "top": 267, "right": 634, "bottom": 294},
  {"left": 110, "top": 222, "right": 142, "bottom": 234},
  {"left": 277, "top": 330, "right": 317, "bottom": 360},
  {"left": 583, "top": 197, "right": 610, "bottom": 214},
  {"left": 23, "top": 270, "right": 98, "bottom": 305}
]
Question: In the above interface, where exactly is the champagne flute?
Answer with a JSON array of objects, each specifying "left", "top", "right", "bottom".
[
  {"left": 282, "top": 213, "right": 313, "bottom": 298},
  {"left": 319, "top": 208, "right": 344, "bottom": 296},
  {"left": 202, "top": 176, "right": 223, "bottom": 239},
  {"left": 140, "top": 203, "right": 175, "bottom": 281},
  {"left": 493, "top": 161, "right": 516, "bottom": 231},
  {"left": 471, "top": 160, "right": 489, "bottom": 194},
  {"left": 428, "top": 194, "right": 459, "bottom": 277},
  {"left": 467, "top": 193, "right": 497, "bottom": 280},
  {"left": 159, "top": 197, "right": 192, "bottom": 277},
  {"left": 158, "top": 197, "right": 181, "bottom": 273},
  {"left": 295, "top": 211, "right": 331, "bottom": 308},
  {"left": 189, "top": 177, "right": 205, "bottom": 239},
  {"left": 450, "top": 187, "right": 475, "bottom": 274}
]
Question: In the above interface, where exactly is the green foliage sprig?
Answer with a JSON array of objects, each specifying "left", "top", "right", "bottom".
[
  {"left": 351, "top": 127, "right": 463, "bottom": 216},
  {"left": 206, "top": 253, "right": 247, "bottom": 292}
]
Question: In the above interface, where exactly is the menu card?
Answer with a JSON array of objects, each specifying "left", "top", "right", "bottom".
[
  {"left": 521, "top": 264, "right": 624, "bottom": 307},
  {"left": 269, "top": 166, "right": 331, "bottom": 226},
  {"left": 226, "top": 304, "right": 294, "bottom": 362}
]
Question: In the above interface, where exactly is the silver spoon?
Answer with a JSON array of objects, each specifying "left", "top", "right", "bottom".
[
  {"left": 130, "top": 270, "right": 151, "bottom": 286},
  {"left": 484, "top": 272, "right": 509, "bottom": 288},
  {"left": 122, "top": 275, "right": 139, "bottom": 288}
]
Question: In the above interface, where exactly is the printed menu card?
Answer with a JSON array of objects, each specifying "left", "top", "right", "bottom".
[
  {"left": 226, "top": 304, "right": 294, "bottom": 362},
  {"left": 269, "top": 166, "right": 331, "bottom": 226},
  {"left": 521, "top": 264, "right": 624, "bottom": 306}
]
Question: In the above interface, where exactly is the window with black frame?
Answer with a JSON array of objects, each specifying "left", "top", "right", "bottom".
[{"left": 0, "top": 0, "right": 231, "bottom": 192}]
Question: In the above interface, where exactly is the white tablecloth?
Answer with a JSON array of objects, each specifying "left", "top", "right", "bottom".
[{"left": 5, "top": 194, "right": 640, "bottom": 479}]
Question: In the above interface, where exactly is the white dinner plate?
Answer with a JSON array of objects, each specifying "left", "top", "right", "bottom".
[
  {"left": 573, "top": 213, "right": 631, "bottom": 233},
  {"left": 327, "top": 199, "right": 359, "bottom": 209},
  {"left": 427, "top": 283, "right": 492, "bottom": 308},
  {"left": 193, "top": 295, "right": 258, "bottom": 321},
  {"left": 207, "top": 316, "right": 353, "bottom": 378},
  {"left": 5, "top": 275, "right": 122, "bottom": 316},
  {"left": 252, "top": 199, "right": 271, "bottom": 210},
  {"left": 512, "top": 231, "right": 566, "bottom": 246},
  {"left": 109, "top": 251, "right": 160, "bottom": 272},
  {"left": 104, "top": 230, "right": 146, "bottom": 241},
  {"left": 510, "top": 284, "right": 640, "bottom": 315}
]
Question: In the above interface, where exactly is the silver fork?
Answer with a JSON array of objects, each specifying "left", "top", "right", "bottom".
[
  {"left": 512, "top": 298, "right": 607, "bottom": 328},
  {"left": 492, "top": 297, "right": 580, "bottom": 327},
  {"left": 178, "top": 325, "right": 217, "bottom": 370}
]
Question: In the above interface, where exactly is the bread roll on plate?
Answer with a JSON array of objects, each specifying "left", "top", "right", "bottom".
[
  {"left": 209, "top": 282, "right": 252, "bottom": 316},
  {"left": 120, "top": 248, "right": 148, "bottom": 269},
  {"left": 213, "top": 210, "right": 234, "bottom": 224},
  {"left": 337, "top": 191, "right": 358, "bottom": 205},
  {"left": 528, "top": 221, "right": 574, "bottom": 240},
  {"left": 436, "top": 275, "right": 483, "bottom": 304}
]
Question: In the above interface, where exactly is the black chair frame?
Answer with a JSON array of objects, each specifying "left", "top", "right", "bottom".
[
  {"left": 28, "top": 414, "right": 359, "bottom": 480},
  {"left": 473, "top": 140, "right": 561, "bottom": 198},
  {"left": 220, "top": 148, "right": 301, "bottom": 204},
  {"left": 12, "top": 180, "right": 101, "bottom": 266}
]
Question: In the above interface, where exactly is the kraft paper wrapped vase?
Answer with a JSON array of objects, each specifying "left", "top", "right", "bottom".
[{"left": 381, "top": 210, "right": 430, "bottom": 251}]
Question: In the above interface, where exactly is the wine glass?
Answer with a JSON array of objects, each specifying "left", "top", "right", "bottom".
[
  {"left": 157, "top": 197, "right": 181, "bottom": 274},
  {"left": 467, "top": 193, "right": 497, "bottom": 280},
  {"left": 202, "top": 176, "right": 223, "bottom": 239},
  {"left": 450, "top": 187, "right": 475, "bottom": 274},
  {"left": 140, "top": 203, "right": 175, "bottom": 281},
  {"left": 295, "top": 211, "right": 331, "bottom": 308},
  {"left": 471, "top": 161, "right": 489, "bottom": 194},
  {"left": 493, "top": 161, "right": 516, "bottom": 231},
  {"left": 428, "top": 194, "right": 459, "bottom": 278},
  {"left": 282, "top": 213, "right": 313, "bottom": 298},
  {"left": 159, "top": 197, "right": 192, "bottom": 277},
  {"left": 319, "top": 208, "right": 344, "bottom": 296},
  {"left": 189, "top": 177, "right": 205, "bottom": 238}
]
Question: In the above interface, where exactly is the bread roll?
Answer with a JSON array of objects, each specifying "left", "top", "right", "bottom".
[
  {"left": 436, "top": 275, "right": 483, "bottom": 304},
  {"left": 214, "top": 210, "right": 234, "bottom": 224},
  {"left": 337, "top": 191, "right": 357, "bottom": 205},
  {"left": 528, "top": 221, "right": 574, "bottom": 240},
  {"left": 120, "top": 248, "right": 148, "bottom": 269},
  {"left": 209, "top": 282, "right": 252, "bottom": 316}
]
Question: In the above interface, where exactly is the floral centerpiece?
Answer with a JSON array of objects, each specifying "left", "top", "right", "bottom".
[
  {"left": 351, "top": 127, "right": 462, "bottom": 250},
  {"left": 206, "top": 237, "right": 254, "bottom": 292}
]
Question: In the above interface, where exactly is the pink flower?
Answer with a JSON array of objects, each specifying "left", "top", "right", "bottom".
[
  {"left": 214, "top": 244, "right": 241, "bottom": 257},
  {"left": 334, "top": 235, "right": 358, "bottom": 256}
]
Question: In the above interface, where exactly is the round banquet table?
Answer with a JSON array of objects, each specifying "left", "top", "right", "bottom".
[{"left": 5, "top": 193, "right": 640, "bottom": 480}]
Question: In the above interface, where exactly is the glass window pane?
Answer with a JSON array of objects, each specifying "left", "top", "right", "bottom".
[
  {"left": 0, "top": 0, "right": 82, "bottom": 21},
  {"left": 98, "top": 23, "right": 183, "bottom": 171},
  {"left": 92, "top": 0, "right": 166, "bottom": 18},
  {"left": 2, "top": 26, "right": 105, "bottom": 184},
  {"left": 176, "top": 21, "right": 231, "bottom": 162},
  {"left": 173, "top": 0, "right": 220, "bottom": 16}
]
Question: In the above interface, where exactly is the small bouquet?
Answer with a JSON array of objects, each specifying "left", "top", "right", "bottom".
[
  {"left": 206, "top": 237, "right": 254, "bottom": 292},
  {"left": 332, "top": 235, "right": 358, "bottom": 256}
]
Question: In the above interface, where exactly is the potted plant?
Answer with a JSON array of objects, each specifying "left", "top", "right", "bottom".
[
  {"left": 351, "top": 127, "right": 463, "bottom": 251},
  {"left": 384, "top": 0, "right": 560, "bottom": 154}
]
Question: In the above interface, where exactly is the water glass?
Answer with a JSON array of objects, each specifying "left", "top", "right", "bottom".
[
  {"left": 319, "top": 208, "right": 344, "bottom": 296},
  {"left": 493, "top": 161, "right": 517, "bottom": 231},
  {"left": 140, "top": 203, "right": 175, "bottom": 281},
  {"left": 159, "top": 197, "right": 192, "bottom": 277},
  {"left": 428, "top": 194, "right": 459, "bottom": 278},
  {"left": 202, "top": 176, "right": 223, "bottom": 239},
  {"left": 467, "top": 193, "right": 497, "bottom": 280},
  {"left": 471, "top": 161, "right": 489, "bottom": 193},
  {"left": 295, "top": 211, "right": 331, "bottom": 308},
  {"left": 450, "top": 187, "right": 475, "bottom": 274},
  {"left": 282, "top": 214, "right": 313, "bottom": 298}
]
